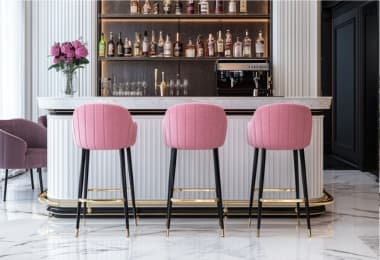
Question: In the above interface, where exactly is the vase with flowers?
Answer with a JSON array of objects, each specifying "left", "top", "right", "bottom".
[{"left": 49, "top": 40, "right": 89, "bottom": 96}]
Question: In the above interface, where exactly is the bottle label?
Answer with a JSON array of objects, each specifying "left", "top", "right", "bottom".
[
  {"left": 217, "top": 43, "right": 224, "bottom": 53},
  {"left": 240, "top": 0, "right": 247, "bottom": 13},
  {"left": 99, "top": 45, "right": 105, "bottom": 57},
  {"left": 256, "top": 43, "right": 264, "bottom": 55},
  {"left": 208, "top": 45, "right": 214, "bottom": 56},
  {"left": 224, "top": 48, "right": 231, "bottom": 57},
  {"left": 131, "top": 4, "right": 138, "bottom": 14},
  {"left": 200, "top": 2, "right": 209, "bottom": 14},
  {"left": 185, "top": 48, "right": 195, "bottom": 58},
  {"left": 197, "top": 47, "right": 204, "bottom": 57},
  {"left": 108, "top": 45, "right": 114, "bottom": 56},
  {"left": 143, "top": 42, "right": 149, "bottom": 53},
  {"left": 117, "top": 45, "right": 123, "bottom": 55},
  {"left": 228, "top": 1, "right": 236, "bottom": 13}
]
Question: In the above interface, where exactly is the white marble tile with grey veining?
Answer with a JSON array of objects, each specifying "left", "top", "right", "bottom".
[{"left": 0, "top": 170, "right": 378, "bottom": 260}]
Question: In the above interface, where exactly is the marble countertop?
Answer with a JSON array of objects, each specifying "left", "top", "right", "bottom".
[{"left": 38, "top": 96, "right": 332, "bottom": 111}]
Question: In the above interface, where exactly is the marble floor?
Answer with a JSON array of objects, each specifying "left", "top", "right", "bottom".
[{"left": 0, "top": 170, "right": 378, "bottom": 260}]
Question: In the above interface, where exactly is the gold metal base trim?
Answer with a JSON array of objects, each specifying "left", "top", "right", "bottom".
[
  {"left": 78, "top": 198, "right": 125, "bottom": 205},
  {"left": 260, "top": 198, "right": 305, "bottom": 204},
  {"left": 174, "top": 188, "right": 215, "bottom": 193},
  {"left": 170, "top": 198, "right": 218, "bottom": 205},
  {"left": 87, "top": 188, "right": 122, "bottom": 192},
  {"left": 255, "top": 188, "right": 296, "bottom": 192}
]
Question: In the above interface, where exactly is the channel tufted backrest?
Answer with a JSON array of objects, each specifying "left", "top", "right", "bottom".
[
  {"left": 247, "top": 103, "right": 312, "bottom": 150},
  {"left": 163, "top": 103, "right": 227, "bottom": 150},
  {"left": 72, "top": 103, "right": 137, "bottom": 150}
]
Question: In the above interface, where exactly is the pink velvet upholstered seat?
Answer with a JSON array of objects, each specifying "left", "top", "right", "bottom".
[
  {"left": 72, "top": 103, "right": 137, "bottom": 150},
  {"left": 163, "top": 103, "right": 227, "bottom": 150},
  {"left": 247, "top": 103, "right": 312, "bottom": 150}
]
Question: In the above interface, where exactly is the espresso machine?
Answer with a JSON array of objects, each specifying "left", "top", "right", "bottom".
[{"left": 216, "top": 59, "right": 272, "bottom": 96}]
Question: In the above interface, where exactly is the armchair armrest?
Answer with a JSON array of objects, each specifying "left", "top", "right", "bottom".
[{"left": 0, "top": 129, "right": 27, "bottom": 169}]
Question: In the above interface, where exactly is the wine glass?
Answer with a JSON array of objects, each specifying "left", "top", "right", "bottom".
[
  {"left": 141, "top": 80, "right": 148, "bottom": 96},
  {"left": 169, "top": 80, "right": 175, "bottom": 96},
  {"left": 182, "top": 78, "right": 189, "bottom": 96}
]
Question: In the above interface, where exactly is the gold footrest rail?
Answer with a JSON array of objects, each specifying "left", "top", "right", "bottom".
[
  {"left": 255, "top": 188, "right": 296, "bottom": 192},
  {"left": 87, "top": 188, "right": 122, "bottom": 192},
  {"left": 171, "top": 198, "right": 218, "bottom": 205},
  {"left": 260, "top": 198, "right": 304, "bottom": 204},
  {"left": 78, "top": 198, "right": 124, "bottom": 205},
  {"left": 174, "top": 188, "right": 216, "bottom": 193}
]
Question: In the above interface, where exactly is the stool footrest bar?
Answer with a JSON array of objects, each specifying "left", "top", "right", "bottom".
[
  {"left": 260, "top": 198, "right": 304, "bottom": 203},
  {"left": 254, "top": 188, "right": 296, "bottom": 192},
  {"left": 174, "top": 188, "right": 216, "bottom": 192},
  {"left": 171, "top": 198, "right": 218, "bottom": 205},
  {"left": 78, "top": 198, "right": 124, "bottom": 205}
]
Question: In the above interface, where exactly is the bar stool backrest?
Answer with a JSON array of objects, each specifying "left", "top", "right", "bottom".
[
  {"left": 247, "top": 103, "right": 312, "bottom": 150},
  {"left": 163, "top": 103, "right": 227, "bottom": 150},
  {"left": 73, "top": 103, "right": 137, "bottom": 150}
]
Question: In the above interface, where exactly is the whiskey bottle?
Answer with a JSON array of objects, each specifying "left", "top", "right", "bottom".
[
  {"left": 150, "top": 30, "right": 158, "bottom": 57},
  {"left": 157, "top": 31, "right": 165, "bottom": 57},
  {"left": 185, "top": 39, "right": 195, "bottom": 57},
  {"left": 164, "top": 34, "right": 173, "bottom": 57},
  {"left": 255, "top": 30, "right": 265, "bottom": 57},
  {"left": 153, "top": 1, "right": 159, "bottom": 14},
  {"left": 187, "top": 0, "right": 195, "bottom": 14},
  {"left": 199, "top": 0, "right": 209, "bottom": 14},
  {"left": 216, "top": 30, "right": 224, "bottom": 57},
  {"left": 163, "top": 0, "right": 172, "bottom": 14},
  {"left": 240, "top": 0, "right": 247, "bottom": 13},
  {"left": 98, "top": 32, "right": 106, "bottom": 57},
  {"left": 175, "top": 0, "right": 183, "bottom": 14},
  {"left": 130, "top": 0, "right": 139, "bottom": 14},
  {"left": 173, "top": 32, "right": 183, "bottom": 57},
  {"left": 233, "top": 36, "right": 242, "bottom": 57},
  {"left": 242, "top": 29, "right": 252, "bottom": 57},
  {"left": 206, "top": 33, "right": 215, "bottom": 57},
  {"left": 142, "top": 30, "right": 150, "bottom": 56},
  {"left": 159, "top": 71, "right": 167, "bottom": 96},
  {"left": 117, "top": 32, "right": 124, "bottom": 56},
  {"left": 142, "top": 0, "right": 152, "bottom": 14},
  {"left": 196, "top": 34, "right": 204, "bottom": 57},
  {"left": 133, "top": 32, "right": 141, "bottom": 57},
  {"left": 228, "top": 0, "right": 236, "bottom": 14},
  {"left": 124, "top": 37, "right": 133, "bottom": 57},
  {"left": 215, "top": 0, "right": 224, "bottom": 14},
  {"left": 224, "top": 29, "right": 233, "bottom": 57},
  {"left": 107, "top": 32, "right": 115, "bottom": 57}
]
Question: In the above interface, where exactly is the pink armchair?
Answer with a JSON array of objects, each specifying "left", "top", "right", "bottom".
[{"left": 0, "top": 119, "right": 47, "bottom": 201}]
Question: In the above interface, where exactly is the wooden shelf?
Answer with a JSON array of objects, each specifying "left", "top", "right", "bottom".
[
  {"left": 99, "top": 13, "right": 270, "bottom": 20},
  {"left": 99, "top": 57, "right": 270, "bottom": 62}
]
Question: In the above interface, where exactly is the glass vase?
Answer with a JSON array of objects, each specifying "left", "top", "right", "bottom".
[{"left": 62, "top": 71, "right": 77, "bottom": 97}]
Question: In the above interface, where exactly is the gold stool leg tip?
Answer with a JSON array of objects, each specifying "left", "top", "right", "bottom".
[
  {"left": 166, "top": 229, "right": 170, "bottom": 237},
  {"left": 308, "top": 229, "right": 312, "bottom": 237},
  {"left": 75, "top": 229, "right": 79, "bottom": 237},
  {"left": 220, "top": 229, "right": 225, "bottom": 237}
]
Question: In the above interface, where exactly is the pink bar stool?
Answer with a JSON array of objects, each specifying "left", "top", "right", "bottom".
[
  {"left": 247, "top": 103, "right": 313, "bottom": 237},
  {"left": 72, "top": 104, "right": 137, "bottom": 237},
  {"left": 163, "top": 103, "right": 227, "bottom": 236}
]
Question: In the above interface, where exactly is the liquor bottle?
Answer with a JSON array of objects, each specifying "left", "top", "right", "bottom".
[
  {"left": 130, "top": 0, "right": 139, "bottom": 14},
  {"left": 228, "top": 0, "right": 237, "bottom": 14},
  {"left": 175, "top": 0, "right": 183, "bottom": 14},
  {"left": 163, "top": 34, "right": 173, "bottom": 57},
  {"left": 196, "top": 34, "right": 204, "bottom": 57},
  {"left": 240, "top": 0, "right": 247, "bottom": 13},
  {"left": 124, "top": 37, "right": 133, "bottom": 57},
  {"left": 187, "top": 0, "right": 195, "bottom": 14},
  {"left": 142, "top": 0, "right": 152, "bottom": 14},
  {"left": 224, "top": 29, "right": 233, "bottom": 57},
  {"left": 173, "top": 32, "right": 183, "bottom": 57},
  {"left": 98, "top": 32, "right": 106, "bottom": 57},
  {"left": 199, "top": 0, "right": 209, "bottom": 14},
  {"left": 216, "top": 30, "right": 224, "bottom": 57},
  {"left": 185, "top": 39, "right": 196, "bottom": 57},
  {"left": 255, "top": 30, "right": 265, "bottom": 57},
  {"left": 233, "top": 36, "right": 242, "bottom": 57},
  {"left": 116, "top": 32, "right": 124, "bottom": 57},
  {"left": 153, "top": 1, "right": 159, "bottom": 14},
  {"left": 157, "top": 31, "right": 165, "bottom": 57},
  {"left": 159, "top": 71, "right": 167, "bottom": 96},
  {"left": 215, "top": 0, "right": 224, "bottom": 14},
  {"left": 142, "top": 30, "right": 150, "bottom": 56},
  {"left": 107, "top": 32, "right": 115, "bottom": 57},
  {"left": 163, "top": 0, "right": 172, "bottom": 14},
  {"left": 242, "top": 29, "right": 252, "bottom": 57},
  {"left": 133, "top": 32, "right": 141, "bottom": 57},
  {"left": 206, "top": 33, "right": 215, "bottom": 57},
  {"left": 150, "top": 30, "right": 158, "bottom": 57}
]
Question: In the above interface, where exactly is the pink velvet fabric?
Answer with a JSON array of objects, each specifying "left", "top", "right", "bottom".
[
  {"left": 163, "top": 103, "right": 227, "bottom": 150},
  {"left": 72, "top": 104, "right": 137, "bottom": 150},
  {"left": 247, "top": 103, "right": 312, "bottom": 150}
]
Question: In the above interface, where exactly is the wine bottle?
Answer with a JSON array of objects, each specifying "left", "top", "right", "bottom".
[
  {"left": 117, "top": 32, "right": 124, "bottom": 57},
  {"left": 160, "top": 71, "right": 167, "bottom": 96},
  {"left": 130, "top": 0, "right": 139, "bottom": 14},
  {"left": 133, "top": 32, "right": 141, "bottom": 57},
  {"left": 124, "top": 37, "right": 133, "bottom": 57},
  {"left": 142, "top": 30, "right": 150, "bottom": 56},
  {"left": 233, "top": 36, "right": 242, "bottom": 57},
  {"left": 153, "top": 1, "right": 159, "bottom": 14},
  {"left": 150, "top": 30, "right": 158, "bottom": 57},
  {"left": 240, "top": 0, "right": 247, "bottom": 13},
  {"left": 164, "top": 34, "right": 173, "bottom": 57},
  {"left": 255, "top": 30, "right": 265, "bottom": 57},
  {"left": 196, "top": 34, "right": 204, "bottom": 57},
  {"left": 228, "top": 0, "right": 236, "bottom": 14},
  {"left": 224, "top": 29, "right": 233, "bottom": 57},
  {"left": 215, "top": 0, "right": 224, "bottom": 14},
  {"left": 142, "top": 0, "right": 152, "bottom": 14},
  {"left": 216, "top": 30, "right": 224, "bottom": 57},
  {"left": 174, "top": 32, "right": 183, "bottom": 57},
  {"left": 242, "top": 29, "right": 252, "bottom": 57},
  {"left": 199, "top": 0, "right": 209, "bottom": 14},
  {"left": 187, "top": 0, "right": 195, "bottom": 14},
  {"left": 107, "top": 32, "right": 115, "bottom": 57},
  {"left": 158, "top": 31, "right": 165, "bottom": 57},
  {"left": 206, "top": 33, "right": 215, "bottom": 57},
  {"left": 175, "top": 0, "right": 183, "bottom": 14},
  {"left": 98, "top": 32, "right": 106, "bottom": 57},
  {"left": 185, "top": 39, "right": 196, "bottom": 58}
]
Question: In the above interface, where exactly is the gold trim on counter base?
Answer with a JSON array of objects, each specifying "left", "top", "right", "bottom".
[
  {"left": 171, "top": 198, "right": 218, "bottom": 205},
  {"left": 87, "top": 188, "right": 122, "bottom": 192},
  {"left": 260, "top": 198, "right": 304, "bottom": 203},
  {"left": 174, "top": 188, "right": 216, "bottom": 193}
]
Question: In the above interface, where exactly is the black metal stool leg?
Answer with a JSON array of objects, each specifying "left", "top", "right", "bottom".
[
  {"left": 126, "top": 148, "right": 138, "bottom": 226},
  {"left": 75, "top": 149, "right": 87, "bottom": 237},
  {"left": 248, "top": 148, "right": 259, "bottom": 226},
  {"left": 37, "top": 168, "right": 43, "bottom": 194},
  {"left": 82, "top": 150, "right": 90, "bottom": 223},
  {"left": 300, "top": 149, "right": 311, "bottom": 237},
  {"left": 256, "top": 149, "right": 266, "bottom": 237},
  {"left": 213, "top": 148, "right": 225, "bottom": 237},
  {"left": 293, "top": 150, "right": 300, "bottom": 225},
  {"left": 3, "top": 169, "right": 8, "bottom": 201},
  {"left": 119, "top": 149, "right": 130, "bottom": 237},
  {"left": 30, "top": 169, "right": 34, "bottom": 190},
  {"left": 166, "top": 148, "right": 177, "bottom": 236}
]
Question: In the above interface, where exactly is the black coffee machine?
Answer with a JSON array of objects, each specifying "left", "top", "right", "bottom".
[{"left": 216, "top": 59, "right": 272, "bottom": 96}]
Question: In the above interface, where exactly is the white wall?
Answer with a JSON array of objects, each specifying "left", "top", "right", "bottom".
[{"left": 29, "top": 0, "right": 321, "bottom": 119}]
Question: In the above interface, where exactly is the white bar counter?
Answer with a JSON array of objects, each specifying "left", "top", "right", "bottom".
[{"left": 38, "top": 96, "right": 332, "bottom": 212}]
